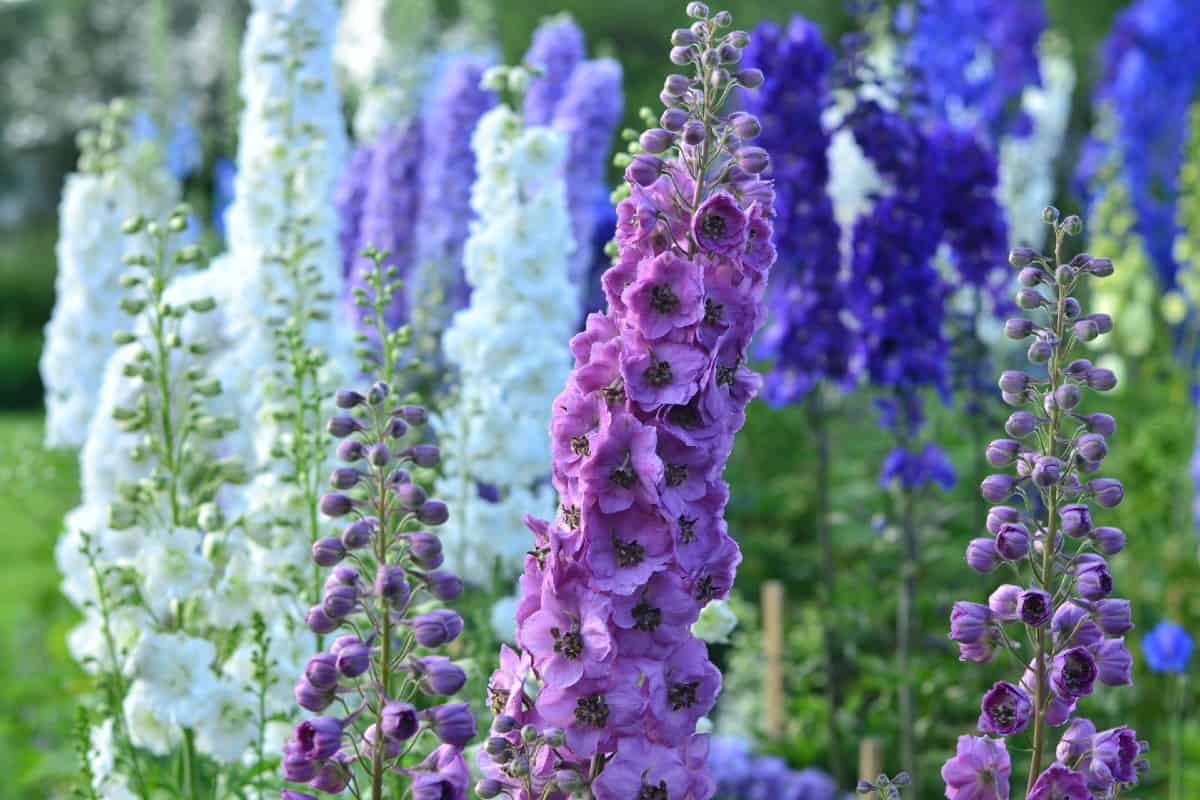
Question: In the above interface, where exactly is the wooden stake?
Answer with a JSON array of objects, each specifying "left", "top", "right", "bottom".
[
  {"left": 762, "top": 580, "right": 785, "bottom": 739},
  {"left": 859, "top": 737, "right": 883, "bottom": 785}
]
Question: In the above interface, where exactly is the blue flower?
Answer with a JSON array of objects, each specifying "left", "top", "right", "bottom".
[
  {"left": 522, "top": 15, "right": 585, "bottom": 126},
  {"left": 211, "top": 157, "right": 237, "bottom": 240},
  {"left": 1142, "top": 621, "right": 1194, "bottom": 674}
]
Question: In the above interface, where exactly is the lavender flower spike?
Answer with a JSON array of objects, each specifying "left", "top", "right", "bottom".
[
  {"left": 942, "top": 209, "right": 1146, "bottom": 798},
  {"left": 477, "top": 5, "right": 775, "bottom": 798},
  {"left": 284, "top": 383, "right": 474, "bottom": 799}
]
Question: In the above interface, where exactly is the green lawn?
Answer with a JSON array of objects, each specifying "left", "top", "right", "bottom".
[{"left": 0, "top": 411, "right": 84, "bottom": 798}]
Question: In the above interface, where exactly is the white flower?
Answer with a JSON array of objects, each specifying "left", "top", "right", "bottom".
[
  {"left": 193, "top": 677, "right": 259, "bottom": 763},
  {"left": 140, "top": 528, "right": 214, "bottom": 618},
  {"left": 692, "top": 599, "right": 739, "bottom": 645},
  {"left": 67, "top": 605, "right": 149, "bottom": 674},
  {"left": 126, "top": 632, "right": 218, "bottom": 728},
  {"left": 123, "top": 679, "right": 179, "bottom": 756}
]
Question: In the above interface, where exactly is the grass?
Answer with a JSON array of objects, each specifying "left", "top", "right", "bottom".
[{"left": 0, "top": 411, "right": 85, "bottom": 798}]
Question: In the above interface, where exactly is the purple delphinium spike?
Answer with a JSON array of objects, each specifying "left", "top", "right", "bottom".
[
  {"left": 741, "top": 17, "right": 855, "bottom": 404},
  {"left": 522, "top": 14, "right": 586, "bottom": 127},
  {"left": 345, "top": 121, "right": 423, "bottom": 331},
  {"left": 283, "top": 384, "right": 474, "bottom": 799},
  {"left": 335, "top": 146, "right": 373, "bottom": 281},
  {"left": 942, "top": 209, "right": 1146, "bottom": 798},
  {"left": 552, "top": 58, "right": 624, "bottom": 296},
  {"left": 475, "top": 5, "right": 775, "bottom": 799},
  {"left": 410, "top": 57, "right": 496, "bottom": 356}
]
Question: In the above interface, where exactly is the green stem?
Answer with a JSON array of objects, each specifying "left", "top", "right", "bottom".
[
  {"left": 896, "top": 462, "right": 919, "bottom": 791},
  {"left": 1028, "top": 226, "right": 1067, "bottom": 793},
  {"left": 1170, "top": 674, "right": 1186, "bottom": 800},
  {"left": 183, "top": 727, "right": 198, "bottom": 800},
  {"left": 371, "top": 407, "right": 392, "bottom": 800}
]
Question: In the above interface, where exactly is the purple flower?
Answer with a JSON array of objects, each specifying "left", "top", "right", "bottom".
[
  {"left": 987, "top": 584, "right": 1022, "bottom": 622},
  {"left": 1093, "top": 637, "right": 1133, "bottom": 686},
  {"left": 408, "top": 745, "right": 470, "bottom": 800},
  {"left": 966, "top": 537, "right": 1001, "bottom": 573},
  {"left": 293, "top": 716, "right": 342, "bottom": 761},
  {"left": 610, "top": 568, "right": 698, "bottom": 657},
  {"left": 647, "top": 638, "right": 721, "bottom": 741},
  {"left": 1094, "top": 599, "right": 1133, "bottom": 636},
  {"left": 523, "top": 16, "right": 586, "bottom": 126},
  {"left": 621, "top": 339, "right": 709, "bottom": 410},
  {"left": 409, "top": 609, "right": 464, "bottom": 648},
  {"left": 409, "top": 655, "right": 468, "bottom": 696},
  {"left": 940, "top": 735, "right": 1011, "bottom": 800},
  {"left": 519, "top": 579, "right": 614, "bottom": 686},
  {"left": 1090, "top": 725, "right": 1139, "bottom": 785},
  {"left": 535, "top": 663, "right": 646, "bottom": 757},
  {"left": 692, "top": 193, "right": 747, "bottom": 256},
  {"left": 978, "top": 681, "right": 1032, "bottom": 735},
  {"left": 593, "top": 739, "right": 689, "bottom": 800},
  {"left": 1052, "top": 646, "right": 1099, "bottom": 700},
  {"left": 1027, "top": 765, "right": 1090, "bottom": 800},
  {"left": 423, "top": 703, "right": 477, "bottom": 747},
  {"left": 621, "top": 252, "right": 705, "bottom": 340},
  {"left": 1055, "top": 717, "right": 1097, "bottom": 764},
  {"left": 579, "top": 413, "right": 662, "bottom": 513},
  {"left": 583, "top": 502, "right": 674, "bottom": 595},
  {"left": 1018, "top": 588, "right": 1052, "bottom": 626},
  {"left": 950, "top": 602, "right": 993, "bottom": 644}
]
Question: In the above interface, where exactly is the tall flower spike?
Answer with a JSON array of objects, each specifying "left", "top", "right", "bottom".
[
  {"left": 742, "top": 16, "right": 855, "bottom": 404},
  {"left": 477, "top": 5, "right": 775, "bottom": 799},
  {"left": 522, "top": 14, "right": 585, "bottom": 127},
  {"left": 434, "top": 67, "right": 576, "bottom": 585},
  {"left": 284, "top": 382, "right": 475, "bottom": 800},
  {"left": 942, "top": 208, "right": 1146, "bottom": 798},
  {"left": 40, "top": 100, "right": 181, "bottom": 448}
]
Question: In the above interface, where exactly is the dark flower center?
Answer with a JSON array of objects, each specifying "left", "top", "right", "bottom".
[
  {"left": 561, "top": 504, "right": 581, "bottom": 530},
  {"left": 695, "top": 574, "right": 716, "bottom": 602},
  {"left": 668, "top": 680, "right": 699, "bottom": 710},
  {"left": 665, "top": 463, "right": 688, "bottom": 487},
  {"left": 601, "top": 378, "right": 626, "bottom": 405},
  {"left": 704, "top": 298, "right": 724, "bottom": 325},
  {"left": 678, "top": 515, "right": 697, "bottom": 544},
  {"left": 614, "top": 537, "right": 645, "bottom": 567},
  {"left": 570, "top": 435, "right": 590, "bottom": 457},
  {"left": 552, "top": 627, "right": 584, "bottom": 660},
  {"left": 668, "top": 402, "right": 701, "bottom": 430},
  {"left": 574, "top": 693, "right": 609, "bottom": 728},
  {"left": 1063, "top": 653, "right": 1094, "bottom": 691},
  {"left": 644, "top": 359, "right": 673, "bottom": 388},
  {"left": 609, "top": 461, "right": 637, "bottom": 489},
  {"left": 988, "top": 700, "right": 1016, "bottom": 729},
  {"left": 488, "top": 682, "right": 509, "bottom": 715},
  {"left": 716, "top": 365, "right": 736, "bottom": 386},
  {"left": 700, "top": 213, "right": 726, "bottom": 238},
  {"left": 638, "top": 781, "right": 670, "bottom": 800},
  {"left": 632, "top": 600, "right": 662, "bottom": 632},
  {"left": 650, "top": 284, "right": 680, "bottom": 315}
]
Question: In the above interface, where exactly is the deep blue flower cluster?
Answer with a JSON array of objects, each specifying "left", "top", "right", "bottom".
[
  {"left": 1079, "top": 0, "right": 1200, "bottom": 290},
  {"left": 707, "top": 736, "right": 840, "bottom": 800},
  {"left": 742, "top": 17, "right": 855, "bottom": 405},
  {"left": 522, "top": 15, "right": 585, "bottom": 127},
  {"left": 904, "top": 0, "right": 1046, "bottom": 141}
]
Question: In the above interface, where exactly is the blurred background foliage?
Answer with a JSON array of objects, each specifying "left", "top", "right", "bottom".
[{"left": 2, "top": 0, "right": 1198, "bottom": 798}]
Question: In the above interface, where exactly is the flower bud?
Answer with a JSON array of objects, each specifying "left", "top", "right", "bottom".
[
  {"left": 322, "top": 584, "right": 358, "bottom": 618},
  {"left": 320, "top": 492, "right": 355, "bottom": 517},
  {"left": 736, "top": 68, "right": 764, "bottom": 88},
  {"left": 1032, "top": 456, "right": 1063, "bottom": 487},
  {"left": 718, "top": 43, "right": 741, "bottom": 64},
  {"left": 1073, "top": 319, "right": 1100, "bottom": 341},
  {"left": 305, "top": 653, "right": 340, "bottom": 692},
  {"left": 406, "top": 444, "right": 440, "bottom": 467},
  {"left": 411, "top": 655, "right": 468, "bottom": 695},
  {"left": 1058, "top": 503, "right": 1093, "bottom": 538},
  {"left": 294, "top": 677, "right": 334, "bottom": 711},
  {"left": 1086, "top": 368, "right": 1117, "bottom": 391},
  {"left": 671, "top": 27, "right": 698, "bottom": 46},
  {"left": 336, "top": 640, "right": 371, "bottom": 678},
  {"left": 701, "top": 48, "right": 721, "bottom": 68},
  {"left": 995, "top": 523, "right": 1029, "bottom": 560},
  {"left": 335, "top": 389, "right": 365, "bottom": 409},
  {"left": 330, "top": 468, "right": 360, "bottom": 489},
  {"left": 1092, "top": 526, "right": 1126, "bottom": 555},
  {"left": 663, "top": 74, "right": 691, "bottom": 97},
  {"left": 376, "top": 565, "right": 411, "bottom": 607},
  {"left": 640, "top": 128, "right": 675, "bottom": 154},
  {"left": 423, "top": 703, "right": 476, "bottom": 747},
  {"left": 729, "top": 111, "right": 761, "bottom": 139},
  {"left": 1027, "top": 338, "right": 1053, "bottom": 363},
  {"left": 1005, "top": 412, "right": 1037, "bottom": 438},
  {"left": 477, "top": 779, "right": 504, "bottom": 799},
  {"left": 1018, "top": 588, "right": 1052, "bottom": 626},
  {"left": 1056, "top": 265, "right": 1075, "bottom": 284},
  {"left": 988, "top": 584, "right": 1022, "bottom": 621},
  {"left": 980, "top": 474, "right": 1017, "bottom": 503},
  {"left": 396, "top": 482, "right": 428, "bottom": 509},
  {"left": 686, "top": 2, "right": 709, "bottom": 18},
  {"left": 367, "top": 381, "right": 389, "bottom": 405},
  {"left": 1079, "top": 412, "right": 1116, "bottom": 436},
  {"left": 966, "top": 537, "right": 1000, "bottom": 573},
  {"left": 1089, "top": 478, "right": 1124, "bottom": 508},
  {"left": 282, "top": 754, "right": 318, "bottom": 783},
  {"left": 735, "top": 146, "right": 769, "bottom": 174},
  {"left": 1004, "top": 318, "right": 1034, "bottom": 339},
  {"left": 1095, "top": 599, "right": 1133, "bottom": 635},
  {"left": 985, "top": 439, "right": 1021, "bottom": 467},
  {"left": 409, "top": 609, "right": 464, "bottom": 647},
  {"left": 381, "top": 701, "right": 419, "bottom": 741},
  {"left": 336, "top": 439, "right": 365, "bottom": 462},
  {"left": 310, "top": 761, "right": 351, "bottom": 793},
  {"left": 669, "top": 46, "right": 693, "bottom": 65},
  {"left": 1062, "top": 215, "right": 1083, "bottom": 235},
  {"left": 327, "top": 416, "right": 364, "bottom": 438},
  {"left": 1009, "top": 247, "right": 1036, "bottom": 267},
  {"left": 1076, "top": 433, "right": 1107, "bottom": 463},
  {"left": 627, "top": 154, "right": 663, "bottom": 187},
  {"left": 998, "top": 371, "right": 1030, "bottom": 395},
  {"left": 1086, "top": 257, "right": 1114, "bottom": 277},
  {"left": 418, "top": 500, "right": 450, "bottom": 526},
  {"left": 713, "top": 9, "right": 732, "bottom": 25},
  {"left": 986, "top": 505, "right": 1022, "bottom": 534},
  {"left": 682, "top": 119, "right": 706, "bottom": 147},
  {"left": 1018, "top": 267, "right": 1043, "bottom": 286},
  {"left": 306, "top": 606, "right": 339, "bottom": 634},
  {"left": 1017, "top": 288, "right": 1045, "bottom": 309},
  {"left": 312, "top": 537, "right": 346, "bottom": 567},
  {"left": 1054, "top": 384, "right": 1081, "bottom": 411},
  {"left": 661, "top": 106, "right": 689, "bottom": 132},
  {"left": 1042, "top": 206, "right": 1060, "bottom": 224},
  {"left": 368, "top": 443, "right": 391, "bottom": 467},
  {"left": 426, "top": 570, "right": 464, "bottom": 602},
  {"left": 1075, "top": 557, "right": 1113, "bottom": 600},
  {"left": 341, "top": 519, "right": 373, "bottom": 549}
]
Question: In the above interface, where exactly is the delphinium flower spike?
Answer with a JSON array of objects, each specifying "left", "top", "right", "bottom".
[
  {"left": 40, "top": 99, "right": 181, "bottom": 448},
  {"left": 942, "top": 207, "right": 1147, "bottom": 798},
  {"left": 283, "top": 381, "right": 474, "bottom": 800},
  {"left": 475, "top": 4, "right": 775, "bottom": 798}
]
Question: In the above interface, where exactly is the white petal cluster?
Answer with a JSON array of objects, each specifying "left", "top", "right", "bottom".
[
  {"left": 999, "top": 36, "right": 1076, "bottom": 251},
  {"left": 435, "top": 105, "right": 576, "bottom": 585},
  {"left": 40, "top": 142, "right": 179, "bottom": 449}
]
